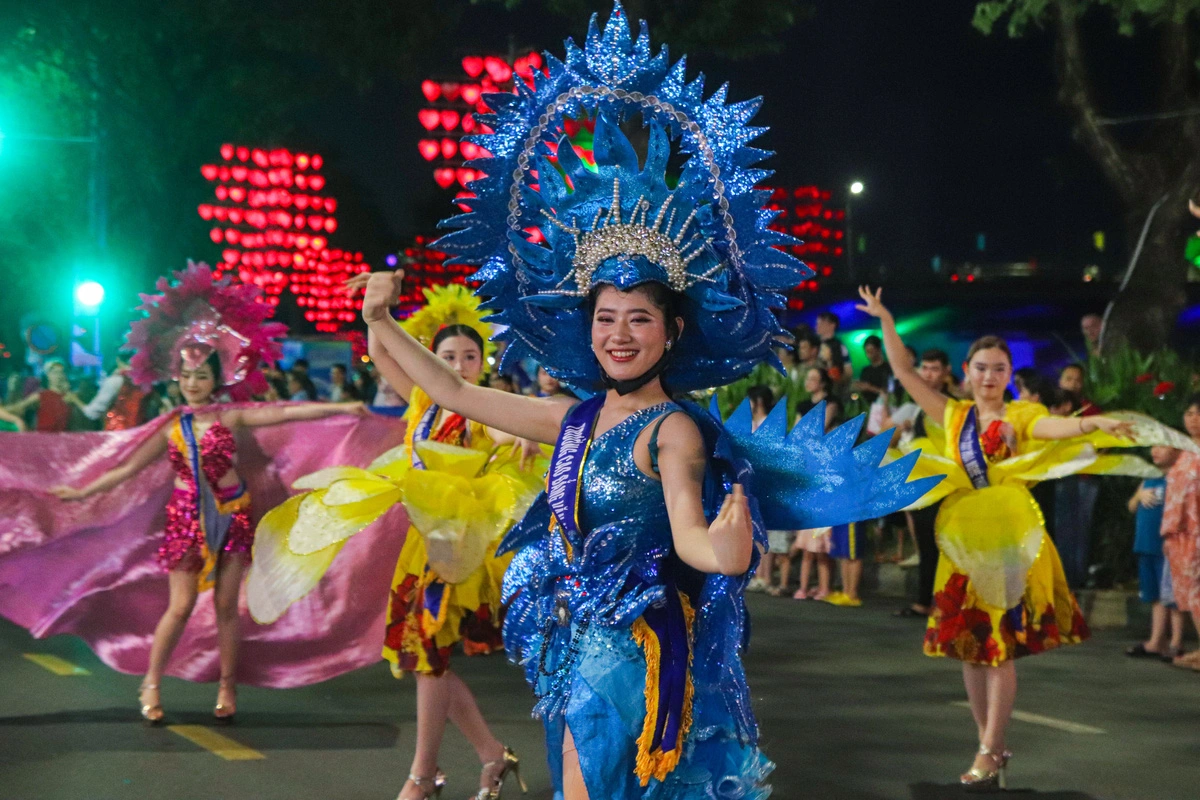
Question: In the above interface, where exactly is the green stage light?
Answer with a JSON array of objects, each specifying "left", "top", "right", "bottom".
[{"left": 75, "top": 280, "right": 105, "bottom": 310}]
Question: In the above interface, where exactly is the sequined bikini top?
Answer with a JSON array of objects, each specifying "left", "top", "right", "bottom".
[{"left": 168, "top": 417, "right": 237, "bottom": 488}]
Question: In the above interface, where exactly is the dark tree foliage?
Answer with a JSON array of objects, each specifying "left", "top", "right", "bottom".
[{"left": 975, "top": 1, "right": 1200, "bottom": 352}]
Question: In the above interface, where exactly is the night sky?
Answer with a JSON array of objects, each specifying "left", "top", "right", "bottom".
[{"left": 303, "top": 1, "right": 1140, "bottom": 280}]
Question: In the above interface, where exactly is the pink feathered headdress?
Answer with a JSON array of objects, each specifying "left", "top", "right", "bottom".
[{"left": 124, "top": 261, "right": 287, "bottom": 398}]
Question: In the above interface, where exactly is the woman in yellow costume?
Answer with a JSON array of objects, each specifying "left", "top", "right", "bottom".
[
  {"left": 252, "top": 281, "right": 554, "bottom": 800},
  {"left": 855, "top": 286, "right": 1192, "bottom": 791}
]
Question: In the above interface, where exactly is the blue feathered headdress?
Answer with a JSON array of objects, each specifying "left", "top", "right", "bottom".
[{"left": 435, "top": 2, "right": 811, "bottom": 392}]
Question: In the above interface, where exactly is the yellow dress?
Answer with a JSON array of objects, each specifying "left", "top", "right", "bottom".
[
  {"left": 381, "top": 386, "right": 510, "bottom": 676},
  {"left": 922, "top": 399, "right": 1088, "bottom": 666}
]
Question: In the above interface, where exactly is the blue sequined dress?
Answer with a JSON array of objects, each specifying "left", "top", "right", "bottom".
[{"left": 501, "top": 401, "right": 772, "bottom": 799}]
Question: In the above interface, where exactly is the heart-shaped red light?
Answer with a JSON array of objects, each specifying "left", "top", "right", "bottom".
[
  {"left": 251, "top": 148, "right": 269, "bottom": 168},
  {"left": 219, "top": 144, "right": 235, "bottom": 161},
  {"left": 198, "top": 204, "right": 214, "bottom": 220},
  {"left": 440, "top": 139, "right": 457, "bottom": 159},
  {"left": 484, "top": 56, "right": 512, "bottom": 83},
  {"left": 223, "top": 249, "right": 239, "bottom": 264},
  {"left": 456, "top": 168, "right": 476, "bottom": 188},
  {"left": 441, "top": 82, "right": 461, "bottom": 102},
  {"left": 294, "top": 195, "right": 310, "bottom": 210},
  {"left": 418, "top": 109, "right": 441, "bottom": 131},
  {"left": 311, "top": 154, "right": 323, "bottom": 170},
  {"left": 418, "top": 139, "right": 440, "bottom": 161},
  {"left": 460, "top": 114, "right": 476, "bottom": 133},
  {"left": 460, "top": 84, "right": 481, "bottom": 105},
  {"left": 458, "top": 142, "right": 478, "bottom": 160},
  {"left": 309, "top": 216, "right": 324, "bottom": 231},
  {"left": 229, "top": 186, "right": 246, "bottom": 203},
  {"left": 235, "top": 146, "right": 250, "bottom": 162},
  {"left": 324, "top": 198, "right": 337, "bottom": 213},
  {"left": 440, "top": 110, "right": 460, "bottom": 130},
  {"left": 309, "top": 175, "right": 325, "bottom": 191},
  {"left": 231, "top": 165, "right": 248, "bottom": 182},
  {"left": 434, "top": 168, "right": 456, "bottom": 189},
  {"left": 228, "top": 209, "right": 243, "bottom": 225},
  {"left": 462, "top": 56, "right": 484, "bottom": 77},
  {"left": 421, "top": 80, "right": 440, "bottom": 102},
  {"left": 324, "top": 218, "right": 338, "bottom": 233},
  {"left": 201, "top": 164, "right": 219, "bottom": 181}
]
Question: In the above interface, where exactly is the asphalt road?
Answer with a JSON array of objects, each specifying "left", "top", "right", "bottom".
[{"left": 1, "top": 594, "right": 1198, "bottom": 800}]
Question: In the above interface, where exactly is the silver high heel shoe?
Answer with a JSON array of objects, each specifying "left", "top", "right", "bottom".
[
  {"left": 960, "top": 746, "right": 1012, "bottom": 792},
  {"left": 138, "top": 682, "right": 164, "bottom": 725}
]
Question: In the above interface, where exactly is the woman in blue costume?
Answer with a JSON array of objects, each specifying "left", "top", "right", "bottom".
[{"left": 360, "top": 6, "right": 936, "bottom": 797}]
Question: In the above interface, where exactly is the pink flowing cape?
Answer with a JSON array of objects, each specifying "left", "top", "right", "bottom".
[{"left": 0, "top": 405, "right": 408, "bottom": 687}]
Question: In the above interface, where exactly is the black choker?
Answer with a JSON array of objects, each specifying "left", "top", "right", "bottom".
[{"left": 599, "top": 349, "right": 672, "bottom": 396}]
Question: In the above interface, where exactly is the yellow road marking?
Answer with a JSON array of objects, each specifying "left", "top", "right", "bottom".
[
  {"left": 951, "top": 701, "right": 1106, "bottom": 734},
  {"left": 22, "top": 653, "right": 90, "bottom": 676},
  {"left": 167, "top": 725, "right": 266, "bottom": 760}
]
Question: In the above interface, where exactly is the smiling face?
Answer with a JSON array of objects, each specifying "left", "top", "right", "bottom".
[
  {"left": 434, "top": 334, "right": 484, "bottom": 385},
  {"left": 965, "top": 347, "right": 1011, "bottom": 403},
  {"left": 179, "top": 363, "right": 217, "bottom": 406},
  {"left": 590, "top": 284, "right": 681, "bottom": 385}
]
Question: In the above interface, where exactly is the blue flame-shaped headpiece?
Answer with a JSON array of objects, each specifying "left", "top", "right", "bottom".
[{"left": 435, "top": 2, "right": 811, "bottom": 392}]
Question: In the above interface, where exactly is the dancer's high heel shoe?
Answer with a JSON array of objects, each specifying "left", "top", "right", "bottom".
[
  {"left": 473, "top": 746, "right": 527, "bottom": 799},
  {"left": 138, "top": 682, "right": 164, "bottom": 725},
  {"left": 397, "top": 771, "right": 446, "bottom": 799},
  {"left": 213, "top": 676, "right": 237, "bottom": 723},
  {"left": 960, "top": 746, "right": 1011, "bottom": 792}
]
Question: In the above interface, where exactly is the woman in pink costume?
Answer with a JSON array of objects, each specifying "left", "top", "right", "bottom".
[{"left": 32, "top": 262, "right": 371, "bottom": 723}]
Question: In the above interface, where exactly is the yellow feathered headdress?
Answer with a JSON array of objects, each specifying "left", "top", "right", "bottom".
[{"left": 401, "top": 283, "right": 495, "bottom": 365}]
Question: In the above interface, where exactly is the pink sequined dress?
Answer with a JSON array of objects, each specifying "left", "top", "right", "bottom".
[{"left": 161, "top": 416, "right": 254, "bottom": 571}]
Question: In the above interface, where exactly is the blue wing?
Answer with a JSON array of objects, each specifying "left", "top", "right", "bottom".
[{"left": 713, "top": 397, "right": 942, "bottom": 530}]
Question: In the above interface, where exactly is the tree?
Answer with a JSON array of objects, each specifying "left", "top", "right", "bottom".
[{"left": 974, "top": 1, "right": 1199, "bottom": 352}]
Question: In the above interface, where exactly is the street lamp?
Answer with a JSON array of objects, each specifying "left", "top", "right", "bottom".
[{"left": 847, "top": 180, "right": 865, "bottom": 282}]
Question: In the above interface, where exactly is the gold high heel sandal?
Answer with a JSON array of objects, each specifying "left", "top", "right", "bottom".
[
  {"left": 397, "top": 771, "right": 446, "bottom": 800},
  {"left": 960, "top": 746, "right": 1011, "bottom": 792},
  {"left": 138, "top": 682, "right": 164, "bottom": 725},
  {"left": 213, "top": 677, "right": 237, "bottom": 722},
  {"left": 472, "top": 746, "right": 527, "bottom": 800}
]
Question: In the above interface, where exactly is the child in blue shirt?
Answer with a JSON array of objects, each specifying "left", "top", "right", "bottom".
[{"left": 1126, "top": 446, "right": 1184, "bottom": 661}]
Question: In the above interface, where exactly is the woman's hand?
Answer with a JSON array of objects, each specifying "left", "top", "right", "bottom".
[
  {"left": 1086, "top": 416, "right": 1136, "bottom": 440},
  {"left": 356, "top": 270, "right": 405, "bottom": 324},
  {"left": 855, "top": 285, "right": 892, "bottom": 321},
  {"left": 708, "top": 483, "right": 752, "bottom": 547},
  {"left": 340, "top": 401, "right": 370, "bottom": 416},
  {"left": 49, "top": 485, "right": 89, "bottom": 501}
]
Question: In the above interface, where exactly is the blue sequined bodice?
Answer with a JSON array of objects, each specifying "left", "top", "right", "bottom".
[{"left": 577, "top": 401, "right": 675, "bottom": 537}]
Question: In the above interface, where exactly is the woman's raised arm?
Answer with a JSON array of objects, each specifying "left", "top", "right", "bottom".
[
  {"left": 361, "top": 271, "right": 570, "bottom": 444},
  {"left": 856, "top": 286, "right": 947, "bottom": 424}
]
